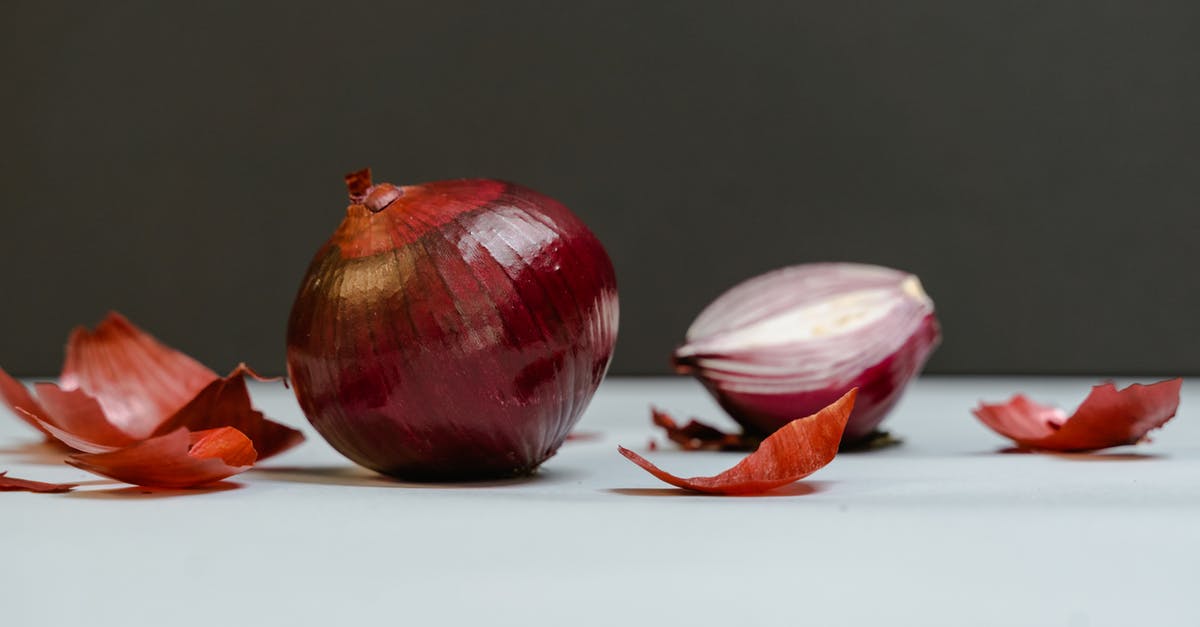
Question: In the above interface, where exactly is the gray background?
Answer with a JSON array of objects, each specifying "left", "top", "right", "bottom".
[{"left": 2, "top": 1, "right": 1196, "bottom": 376}]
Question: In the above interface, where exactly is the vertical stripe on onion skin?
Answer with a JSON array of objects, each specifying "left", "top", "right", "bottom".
[
  {"left": 673, "top": 263, "right": 940, "bottom": 445},
  {"left": 286, "top": 170, "right": 618, "bottom": 481}
]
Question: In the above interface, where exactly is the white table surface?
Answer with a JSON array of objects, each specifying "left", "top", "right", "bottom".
[{"left": 2, "top": 376, "right": 1197, "bottom": 627}]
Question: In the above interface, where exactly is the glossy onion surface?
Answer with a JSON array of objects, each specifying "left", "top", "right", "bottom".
[
  {"left": 673, "top": 263, "right": 939, "bottom": 443},
  {"left": 287, "top": 171, "right": 618, "bottom": 480}
]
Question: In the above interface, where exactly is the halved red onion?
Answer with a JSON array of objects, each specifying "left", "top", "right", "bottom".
[{"left": 673, "top": 263, "right": 940, "bottom": 444}]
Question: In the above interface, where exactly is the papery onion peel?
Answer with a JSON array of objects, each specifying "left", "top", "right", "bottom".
[
  {"left": 65, "top": 427, "right": 256, "bottom": 489},
  {"left": 651, "top": 407, "right": 755, "bottom": 451},
  {"left": 619, "top": 388, "right": 856, "bottom": 495},
  {"left": 0, "top": 471, "right": 77, "bottom": 493},
  {"left": 972, "top": 379, "right": 1182, "bottom": 452},
  {"left": 0, "top": 313, "right": 303, "bottom": 488}
]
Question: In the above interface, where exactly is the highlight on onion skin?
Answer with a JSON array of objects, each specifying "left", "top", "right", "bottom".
[
  {"left": 673, "top": 263, "right": 940, "bottom": 445},
  {"left": 0, "top": 370, "right": 54, "bottom": 438},
  {"left": 973, "top": 379, "right": 1182, "bottom": 452},
  {"left": 286, "top": 169, "right": 619, "bottom": 481},
  {"left": 619, "top": 389, "right": 856, "bottom": 495}
]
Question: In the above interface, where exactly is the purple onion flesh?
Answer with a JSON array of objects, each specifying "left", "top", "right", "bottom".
[{"left": 673, "top": 263, "right": 940, "bottom": 444}]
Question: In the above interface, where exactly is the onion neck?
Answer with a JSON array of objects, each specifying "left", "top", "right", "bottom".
[{"left": 344, "top": 167, "right": 404, "bottom": 213}]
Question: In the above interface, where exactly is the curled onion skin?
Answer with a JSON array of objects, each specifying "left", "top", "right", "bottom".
[
  {"left": 674, "top": 263, "right": 939, "bottom": 444},
  {"left": 973, "top": 379, "right": 1182, "bottom": 452},
  {"left": 287, "top": 170, "right": 618, "bottom": 481},
  {"left": 1, "top": 313, "right": 302, "bottom": 462},
  {"left": 65, "top": 427, "right": 256, "bottom": 489},
  {"left": 621, "top": 389, "right": 855, "bottom": 495}
]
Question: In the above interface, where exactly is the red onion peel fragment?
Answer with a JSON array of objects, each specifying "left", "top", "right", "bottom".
[
  {"left": 973, "top": 379, "right": 1182, "bottom": 452},
  {"left": 673, "top": 263, "right": 939, "bottom": 445},
  {"left": 60, "top": 311, "right": 217, "bottom": 439},
  {"left": 287, "top": 169, "right": 618, "bottom": 480},
  {"left": 66, "top": 427, "right": 256, "bottom": 489},
  {"left": 619, "top": 388, "right": 856, "bottom": 495},
  {"left": 651, "top": 407, "right": 753, "bottom": 451},
  {"left": 151, "top": 364, "right": 304, "bottom": 461},
  {"left": 0, "top": 368, "right": 54, "bottom": 437},
  {"left": 0, "top": 313, "right": 303, "bottom": 488},
  {"left": 25, "top": 384, "right": 139, "bottom": 453},
  {"left": 0, "top": 471, "right": 76, "bottom": 493}
]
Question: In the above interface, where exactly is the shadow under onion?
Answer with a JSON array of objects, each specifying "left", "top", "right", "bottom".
[
  {"left": 563, "top": 431, "right": 603, "bottom": 442},
  {"left": 64, "top": 481, "right": 245, "bottom": 499},
  {"left": 250, "top": 464, "right": 581, "bottom": 488},
  {"left": 838, "top": 430, "right": 903, "bottom": 453}
]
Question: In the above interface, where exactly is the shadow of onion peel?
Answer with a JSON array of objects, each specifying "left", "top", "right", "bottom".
[
  {"left": 608, "top": 480, "right": 834, "bottom": 498},
  {"left": 64, "top": 481, "right": 245, "bottom": 499},
  {"left": 994, "top": 447, "right": 1163, "bottom": 461}
]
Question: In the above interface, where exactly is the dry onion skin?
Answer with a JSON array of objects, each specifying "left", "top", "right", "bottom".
[
  {"left": 0, "top": 313, "right": 302, "bottom": 488},
  {"left": 66, "top": 427, "right": 256, "bottom": 489},
  {"left": 651, "top": 407, "right": 752, "bottom": 451},
  {"left": 619, "top": 389, "right": 856, "bottom": 495},
  {"left": 151, "top": 365, "right": 304, "bottom": 460},
  {"left": 287, "top": 169, "right": 618, "bottom": 481},
  {"left": 673, "top": 263, "right": 939, "bottom": 445},
  {"left": 973, "top": 379, "right": 1182, "bottom": 452},
  {"left": 0, "top": 471, "right": 76, "bottom": 493}
]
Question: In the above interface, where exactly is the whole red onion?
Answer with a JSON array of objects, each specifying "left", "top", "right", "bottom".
[
  {"left": 673, "top": 263, "right": 940, "bottom": 444},
  {"left": 287, "top": 169, "right": 618, "bottom": 480}
]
